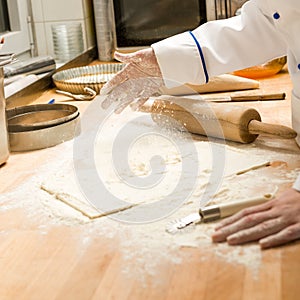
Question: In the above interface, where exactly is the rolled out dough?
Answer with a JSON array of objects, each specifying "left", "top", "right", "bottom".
[
  {"left": 40, "top": 143, "right": 270, "bottom": 220},
  {"left": 40, "top": 184, "right": 140, "bottom": 219}
]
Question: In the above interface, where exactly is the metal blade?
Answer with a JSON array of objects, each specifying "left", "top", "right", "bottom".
[{"left": 165, "top": 212, "right": 201, "bottom": 234}]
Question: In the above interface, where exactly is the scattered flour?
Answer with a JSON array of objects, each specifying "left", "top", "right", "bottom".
[{"left": 1, "top": 112, "right": 300, "bottom": 284}]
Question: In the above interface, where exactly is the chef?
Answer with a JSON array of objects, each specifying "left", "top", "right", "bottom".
[{"left": 101, "top": 0, "right": 300, "bottom": 249}]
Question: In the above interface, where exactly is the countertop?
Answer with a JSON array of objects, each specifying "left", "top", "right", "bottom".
[{"left": 1, "top": 67, "right": 300, "bottom": 300}]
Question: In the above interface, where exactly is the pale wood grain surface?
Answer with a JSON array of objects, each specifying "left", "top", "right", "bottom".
[{"left": 1, "top": 68, "right": 300, "bottom": 300}]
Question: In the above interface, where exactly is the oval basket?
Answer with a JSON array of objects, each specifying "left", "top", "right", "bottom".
[{"left": 52, "top": 63, "right": 125, "bottom": 94}]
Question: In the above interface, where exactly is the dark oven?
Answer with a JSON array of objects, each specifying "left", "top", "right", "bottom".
[
  {"left": 93, "top": 0, "right": 248, "bottom": 60},
  {"left": 113, "top": 0, "right": 248, "bottom": 49}
]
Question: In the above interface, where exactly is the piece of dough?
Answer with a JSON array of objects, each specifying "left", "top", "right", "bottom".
[
  {"left": 37, "top": 105, "right": 272, "bottom": 220},
  {"left": 40, "top": 145, "right": 270, "bottom": 219},
  {"left": 160, "top": 74, "right": 259, "bottom": 96},
  {"left": 40, "top": 184, "right": 139, "bottom": 219},
  {"left": 235, "top": 161, "right": 271, "bottom": 176}
]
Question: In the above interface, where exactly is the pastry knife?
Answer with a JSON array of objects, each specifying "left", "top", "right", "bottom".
[{"left": 166, "top": 194, "right": 273, "bottom": 234}]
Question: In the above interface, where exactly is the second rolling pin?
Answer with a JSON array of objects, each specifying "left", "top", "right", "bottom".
[{"left": 140, "top": 96, "right": 297, "bottom": 143}]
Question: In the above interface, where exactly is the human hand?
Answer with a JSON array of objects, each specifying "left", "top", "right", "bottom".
[
  {"left": 101, "top": 48, "right": 163, "bottom": 113},
  {"left": 212, "top": 188, "right": 300, "bottom": 249}
]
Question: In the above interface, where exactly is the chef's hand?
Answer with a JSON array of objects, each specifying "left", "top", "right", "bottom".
[
  {"left": 100, "top": 48, "right": 163, "bottom": 113},
  {"left": 212, "top": 188, "right": 300, "bottom": 249}
]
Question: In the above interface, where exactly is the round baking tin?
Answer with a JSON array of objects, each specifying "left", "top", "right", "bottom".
[
  {"left": 52, "top": 63, "right": 125, "bottom": 94},
  {"left": 7, "top": 103, "right": 79, "bottom": 131},
  {"left": 6, "top": 103, "right": 80, "bottom": 152}
]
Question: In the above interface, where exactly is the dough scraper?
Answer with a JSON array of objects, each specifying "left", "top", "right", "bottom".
[{"left": 166, "top": 194, "right": 273, "bottom": 234}]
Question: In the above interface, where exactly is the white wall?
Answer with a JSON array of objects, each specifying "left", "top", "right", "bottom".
[{"left": 30, "top": 0, "right": 96, "bottom": 58}]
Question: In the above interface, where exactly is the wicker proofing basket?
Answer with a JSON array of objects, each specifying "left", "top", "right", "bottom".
[{"left": 52, "top": 63, "right": 125, "bottom": 94}]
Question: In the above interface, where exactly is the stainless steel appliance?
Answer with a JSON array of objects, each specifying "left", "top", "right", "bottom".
[
  {"left": 0, "top": 66, "right": 9, "bottom": 166},
  {"left": 206, "top": 0, "right": 248, "bottom": 21},
  {"left": 93, "top": 0, "right": 248, "bottom": 59}
]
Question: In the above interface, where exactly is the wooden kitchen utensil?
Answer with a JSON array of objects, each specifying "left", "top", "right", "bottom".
[
  {"left": 140, "top": 96, "right": 297, "bottom": 143},
  {"left": 166, "top": 193, "right": 273, "bottom": 234},
  {"left": 160, "top": 73, "right": 260, "bottom": 95},
  {"left": 204, "top": 92, "right": 286, "bottom": 102}
]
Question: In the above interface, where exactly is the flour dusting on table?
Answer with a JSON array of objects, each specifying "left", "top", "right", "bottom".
[{"left": 1, "top": 129, "right": 299, "bottom": 283}]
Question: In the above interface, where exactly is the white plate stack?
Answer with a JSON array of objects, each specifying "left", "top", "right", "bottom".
[{"left": 51, "top": 23, "right": 84, "bottom": 63}]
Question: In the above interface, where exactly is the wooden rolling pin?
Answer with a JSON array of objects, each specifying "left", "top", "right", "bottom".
[{"left": 140, "top": 96, "right": 297, "bottom": 143}]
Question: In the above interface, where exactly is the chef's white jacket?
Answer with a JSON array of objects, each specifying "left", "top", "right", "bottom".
[{"left": 152, "top": 0, "right": 300, "bottom": 191}]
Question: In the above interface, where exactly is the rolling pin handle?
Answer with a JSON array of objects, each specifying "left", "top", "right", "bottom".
[{"left": 248, "top": 119, "right": 297, "bottom": 139}]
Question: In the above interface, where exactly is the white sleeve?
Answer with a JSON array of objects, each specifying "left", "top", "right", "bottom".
[{"left": 152, "top": 0, "right": 287, "bottom": 88}]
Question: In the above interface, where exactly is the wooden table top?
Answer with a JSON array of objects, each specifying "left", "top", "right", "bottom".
[{"left": 1, "top": 68, "right": 300, "bottom": 300}]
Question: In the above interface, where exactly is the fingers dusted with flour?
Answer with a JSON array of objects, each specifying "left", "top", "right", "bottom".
[
  {"left": 102, "top": 76, "right": 163, "bottom": 114},
  {"left": 100, "top": 48, "right": 163, "bottom": 113},
  {"left": 212, "top": 188, "right": 300, "bottom": 249},
  {"left": 114, "top": 50, "right": 162, "bottom": 78},
  {"left": 101, "top": 50, "right": 159, "bottom": 95}
]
